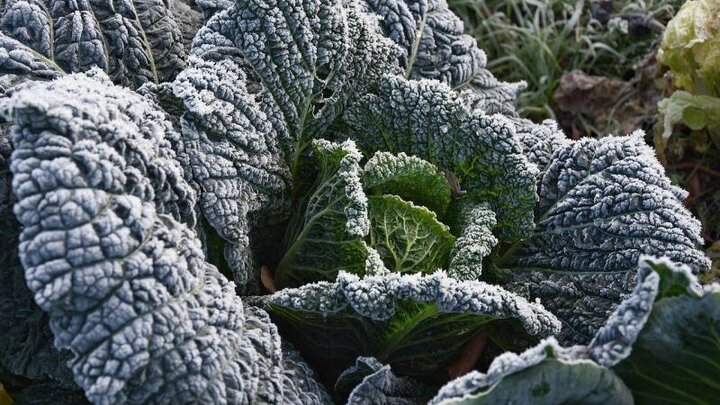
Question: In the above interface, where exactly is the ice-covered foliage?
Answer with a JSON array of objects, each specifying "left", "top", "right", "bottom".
[
  {"left": 0, "top": 0, "right": 715, "bottom": 403},
  {"left": 172, "top": 0, "right": 399, "bottom": 292},
  {"left": 343, "top": 74, "right": 538, "bottom": 241},
  {"left": 0, "top": 127, "right": 75, "bottom": 390},
  {"left": 352, "top": 0, "right": 526, "bottom": 116},
  {"left": 499, "top": 132, "right": 711, "bottom": 344},
  {"left": 273, "top": 140, "right": 372, "bottom": 288},
  {"left": 0, "top": 33, "right": 63, "bottom": 81},
  {"left": 268, "top": 270, "right": 560, "bottom": 377},
  {"left": 2, "top": 72, "right": 329, "bottom": 404},
  {"left": 447, "top": 202, "right": 497, "bottom": 281},
  {"left": 434, "top": 257, "right": 720, "bottom": 405},
  {"left": 337, "top": 357, "right": 434, "bottom": 404},
  {"left": 0, "top": 0, "right": 187, "bottom": 88},
  {"left": 274, "top": 140, "right": 460, "bottom": 287},
  {"left": 613, "top": 258, "right": 720, "bottom": 404},
  {"left": 431, "top": 338, "right": 633, "bottom": 405}
]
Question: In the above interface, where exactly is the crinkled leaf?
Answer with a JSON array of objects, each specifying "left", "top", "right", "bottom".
[
  {"left": 514, "top": 119, "right": 571, "bottom": 172},
  {"left": 0, "top": 130, "right": 74, "bottom": 386},
  {"left": 447, "top": 201, "right": 497, "bottom": 280},
  {"left": 173, "top": 0, "right": 399, "bottom": 291},
  {"left": 0, "top": 33, "right": 62, "bottom": 81},
  {"left": 585, "top": 257, "right": 661, "bottom": 368},
  {"left": 2, "top": 72, "right": 326, "bottom": 404},
  {"left": 500, "top": 133, "right": 711, "bottom": 344},
  {"left": 613, "top": 259, "right": 720, "bottom": 405},
  {"left": 362, "top": 151, "right": 451, "bottom": 217},
  {"left": 280, "top": 343, "right": 334, "bottom": 405},
  {"left": 431, "top": 338, "right": 632, "bottom": 405},
  {"left": 658, "top": 0, "right": 720, "bottom": 95},
  {"left": 334, "top": 356, "right": 383, "bottom": 401},
  {"left": 339, "top": 357, "right": 435, "bottom": 405},
  {"left": 658, "top": 91, "right": 720, "bottom": 140},
  {"left": 343, "top": 75, "right": 537, "bottom": 241},
  {"left": 368, "top": 194, "right": 455, "bottom": 275},
  {"left": 274, "top": 140, "right": 371, "bottom": 288},
  {"left": 354, "top": 0, "right": 525, "bottom": 116},
  {"left": 268, "top": 271, "right": 560, "bottom": 378},
  {"left": 0, "top": 0, "right": 187, "bottom": 87}
]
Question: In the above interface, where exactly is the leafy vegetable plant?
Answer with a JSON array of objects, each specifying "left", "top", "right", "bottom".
[{"left": 0, "top": 0, "right": 716, "bottom": 403}]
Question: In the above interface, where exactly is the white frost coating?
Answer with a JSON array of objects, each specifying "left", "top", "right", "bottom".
[
  {"left": 431, "top": 337, "right": 632, "bottom": 405},
  {"left": 364, "top": 243, "right": 391, "bottom": 276},
  {"left": 271, "top": 270, "right": 561, "bottom": 334},
  {"left": 514, "top": 119, "right": 572, "bottom": 171},
  {"left": 344, "top": 75, "right": 538, "bottom": 241},
  {"left": 0, "top": 33, "right": 63, "bottom": 80},
  {"left": 0, "top": 0, "right": 186, "bottom": 87},
  {"left": 344, "top": 357, "right": 433, "bottom": 404},
  {"left": 586, "top": 255, "right": 705, "bottom": 368},
  {"left": 174, "top": 0, "right": 399, "bottom": 292},
  {"left": 587, "top": 258, "right": 660, "bottom": 367},
  {"left": 448, "top": 202, "right": 497, "bottom": 280},
  {"left": 274, "top": 139, "right": 372, "bottom": 288},
  {"left": 352, "top": 0, "right": 526, "bottom": 116},
  {"left": 269, "top": 270, "right": 559, "bottom": 379},
  {"left": 3, "top": 72, "right": 330, "bottom": 405},
  {"left": 313, "top": 139, "right": 370, "bottom": 237},
  {"left": 505, "top": 132, "right": 711, "bottom": 344}
]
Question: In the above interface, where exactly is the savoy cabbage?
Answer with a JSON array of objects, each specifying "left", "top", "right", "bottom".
[{"left": 0, "top": 0, "right": 716, "bottom": 403}]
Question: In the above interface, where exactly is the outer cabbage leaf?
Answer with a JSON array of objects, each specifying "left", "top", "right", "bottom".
[
  {"left": 334, "top": 356, "right": 381, "bottom": 401},
  {"left": 280, "top": 343, "right": 334, "bottom": 405},
  {"left": 447, "top": 202, "right": 497, "bottom": 281},
  {"left": 613, "top": 258, "right": 720, "bottom": 405},
  {"left": 500, "top": 132, "right": 711, "bottom": 344},
  {"left": 368, "top": 195, "right": 455, "bottom": 275},
  {"left": 273, "top": 140, "right": 372, "bottom": 288},
  {"left": 173, "top": 0, "right": 399, "bottom": 291},
  {"left": 353, "top": 0, "right": 525, "bottom": 116},
  {"left": 338, "top": 357, "right": 435, "bottom": 405},
  {"left": 585, "top": 257, "right": 661, "bottom": 368},
  {"left": 658, "top": 0, "right": 720, "bottom": 95},
  {"left": 431, "top": 338, "right": 632, "bottom": 405},
  {"left": 434, "top": 257, "right": 717, "bottom": 405},
  {"left": 0, "top": 0, "right": 187, "bottom": 88},
  {"left": 513, "top": 119, "right": 571, "bottom": 172},
  {"left": 0, "top": 130, "right": 74, "bottom": 386},
  {"left": 343, "top": 75, "right": 537, "bottom": 241},
  {"left": 362, "top": 151, "right": 451, "bottom": 217},
  {"left": 268, "top": 271, "right": 560, "bottom": 378},
  {"left": 0, "top": 33, "right": 62, "bottom": 81},
  {"left": 3, "top": 72, "right": 327, "bottom": 404}
]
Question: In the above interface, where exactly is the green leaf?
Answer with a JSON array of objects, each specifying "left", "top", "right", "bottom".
[
  {"left": 362, "top": 151, "right": 452, "bottom": 217},
  {"left": 343, "top": 75, "right": 537, "bottom": 241},
  {"left": 658, "top": 91, "right": 720, "bottom": 140},
  {"left": 614, "top": 260, "right": 720, "bottom": 405},
  {"left": 658, "top": 0, "right": 720, "bottom": 95},
  {"left": 274, "top": 140, "right": 372, "bottom": 288},
  {"left": 172, "top": 0, "right": 401, "bottom": 292},
  {"left": 433, "top": 340, "right": 632, "bottom": 405},
  {"left": 368, "top": 195, "right": 455, "bottom": 275},
  {"left": 268, "top": 271, "right": 560, "bottom": 378}
]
